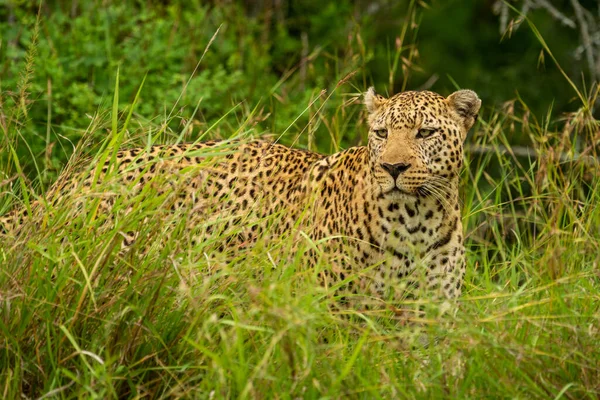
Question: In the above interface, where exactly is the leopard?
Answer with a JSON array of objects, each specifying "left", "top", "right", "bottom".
[{"left": 0, "top": 88, "right": 481, "bottom": 309}]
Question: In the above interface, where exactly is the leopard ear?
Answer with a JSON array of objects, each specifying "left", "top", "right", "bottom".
[
  {"left": 447, "top": 89, "right": 481, "bottom": 131},
  {"left": 364, "top": 87, "right": 387, "bottom": 114}
]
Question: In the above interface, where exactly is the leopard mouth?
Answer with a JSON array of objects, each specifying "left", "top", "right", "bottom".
[
  {"left": 382, "top": 182, "right": 436, "bottom": 198},
  {"left": 376, "top": 176, "right": 422, "bottom": 197},
  {"left": 384, "top": 186, "right": 415, "bottom": 196}
]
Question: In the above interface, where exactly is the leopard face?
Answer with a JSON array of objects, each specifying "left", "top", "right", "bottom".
[{"left": 364, "top": 89, "right": 481, "bottom": 198}]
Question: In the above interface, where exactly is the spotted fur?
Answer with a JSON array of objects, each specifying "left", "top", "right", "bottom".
[{"left": 0, "top": 88, "right": 480, "bottom": 304}]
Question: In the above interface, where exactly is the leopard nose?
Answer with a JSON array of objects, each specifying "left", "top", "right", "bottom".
[{"left": 381, "top": 162, "right": 411, "bottom": 179}]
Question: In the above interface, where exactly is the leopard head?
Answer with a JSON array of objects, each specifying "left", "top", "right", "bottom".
[{"left": 364, "top": 88, "right": 481, "bottom": 197}]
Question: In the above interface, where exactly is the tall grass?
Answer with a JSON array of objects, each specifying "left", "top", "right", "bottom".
[{"left": 1, "top": 6, "right": 599, "bottom": 400}]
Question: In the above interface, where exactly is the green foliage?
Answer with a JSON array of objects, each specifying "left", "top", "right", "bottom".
[{"left": 0, "top": 0, "right": 372, "bottom": 186}]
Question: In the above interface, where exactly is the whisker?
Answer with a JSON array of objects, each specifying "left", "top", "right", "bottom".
[{"left": 421, "top": 182, "right": 453, "bottom": 212}]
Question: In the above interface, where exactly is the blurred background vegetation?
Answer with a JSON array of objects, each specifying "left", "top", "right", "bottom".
[{"left": 0, "top": 0, "right": 597, "bottom": 186}]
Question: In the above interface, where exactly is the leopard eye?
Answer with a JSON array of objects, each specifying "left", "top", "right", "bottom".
[
  {"left": 374, "top": 129, "right": 388, "bottom": 139},
  {"left": 416, "top": 128, "right": 437, "bottom": 139}
]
